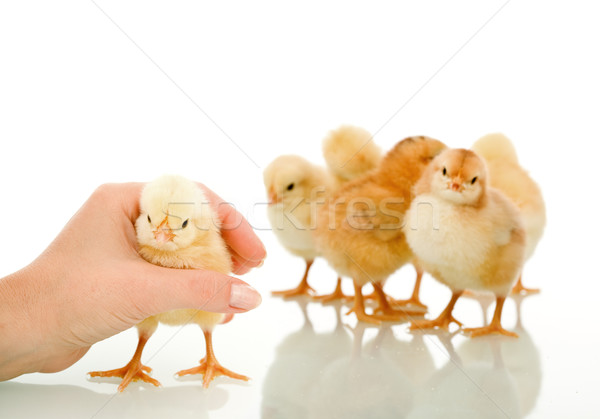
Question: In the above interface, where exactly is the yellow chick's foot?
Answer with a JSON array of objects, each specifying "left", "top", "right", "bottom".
[
  {"left": 272, "top": 260, "right": 316, "bottom": 298},
  {"left": 88, "top": 335, "right": 160, "bottom": 392},
  {"left": 463, "top": 324, "right": 519, "bottom": 338},
  {"left": 390, "top": 296, "right": 428, "bottom": 311},
  {"left": 390, "top": 265, "right": 428, "bottom": 311},
  {"left": 89, "top": 363, "right": 160, "bottom": 392},
  {"left": 312, "top": 277, "right": 353, "bottom": 303},
  {"left": 176, "top": 359, "right": 249, "bottom": 389},
  {"left": 175, "top": 331, "right": 249, "bottom": 388},
  {"left": 345, "top": 282, "right": 408, "bottom": 325},
  {"left": 463, "top": 296, "right": 519, "bottom": 338},
  {"left": 372, "top": 282, "right": 425, "bottom": 317},
  {"left": 410, "top": 314, "right": 463, "bottom": 332},
  {"left": 510, "top": 276, "right": 540, "bottom": 296},
  {"left": 409, "top": 292, "right": 463, "bottom": 332},
  {"left": 345, "top": 305, "right": 392, "bottom": 325},
  {"left": 271, "top": 282, "right": 316, "bottom": 298}
]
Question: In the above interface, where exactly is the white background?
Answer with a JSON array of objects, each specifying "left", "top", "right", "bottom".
[{"left": 0, "top": 1, "right": 599, "bottom": 418}]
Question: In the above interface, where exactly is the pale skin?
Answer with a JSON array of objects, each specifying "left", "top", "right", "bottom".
[{"left": 0, "top": 182, "right": 266, "bottom": 382}]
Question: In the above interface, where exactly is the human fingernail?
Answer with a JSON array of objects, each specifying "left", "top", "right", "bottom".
[
  {"left": 230, "top": 283, "right": 262, "bottom": 310},
  {"left": 236, "top": 264, "right": 252, "bottom": 275},
  {"left": 258, "top": 242, "right": 267, "bottom": 261},
  {"left": 256, "top": 259, "right": 265, "bottom": 268}
]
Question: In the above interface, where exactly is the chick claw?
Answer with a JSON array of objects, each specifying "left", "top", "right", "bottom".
[
  {"left": 176, "top": 357, "right": 249, "bottom": 389},
  {"left": 271, "top": 283, "right": 316, "bottom": 298},
  {"left": 346, "top": 306, "right": 411, "bottom": 325},
  {"left": 390, "top": 297, "right": 428, "bottom": 312},
  {"left": 463, "top": 325, "right": 519, "bottom": 338},
  {"left": 88, "top": 362, "right": 160, "bottom": 392},
  {"left": 409, "top": 314, "right": 463, "bottom": 332},
  {"left": 312, "top": 278, "right": 353, "bottom": 303}
]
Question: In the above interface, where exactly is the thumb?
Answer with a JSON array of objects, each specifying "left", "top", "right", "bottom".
[{"left": 134, "top": 263, "right": 262, "bottom": 316}]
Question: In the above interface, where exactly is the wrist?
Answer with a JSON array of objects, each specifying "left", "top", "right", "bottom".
[{"left": 0, "top": 265, "right": 49, "bottom": 380}]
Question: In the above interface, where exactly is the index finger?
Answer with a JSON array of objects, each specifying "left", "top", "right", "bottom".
[{"left": 199, "top": 184, "right": 266, "bottom": 266}]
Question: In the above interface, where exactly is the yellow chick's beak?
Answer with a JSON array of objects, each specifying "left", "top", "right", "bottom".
[
  {"left": 153, "top": 215, "right": 176, "bottom": 243},
  {"left": 267, "top": 188, "right": 280, "bottom": 206}
]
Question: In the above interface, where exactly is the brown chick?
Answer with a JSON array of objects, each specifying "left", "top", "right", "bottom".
[
  {"left": 405, "top": 149, "right": 526, "bottom": 337},
  {"left": 314, "top": 136, "right": 447, "bottom": 324},
  {"left": 472, "top": 133, "right": 546, "bottom": 295}
]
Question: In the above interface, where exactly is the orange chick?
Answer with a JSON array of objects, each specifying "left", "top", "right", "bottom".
[
  {"left": 89, "top": 175, "right": 252, "bottom": 390},
  {"left": 405, "top": 149, "right": 525, "bottom": 337},
  {"left": 472, "top": 133, "right": 546, "bottom": 295},
  {"left": 314, "top": 136, "right": 446, "bottom": 324}
]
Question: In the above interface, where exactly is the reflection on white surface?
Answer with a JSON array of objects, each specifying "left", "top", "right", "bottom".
[
  {"left": 456, "top": 296, "right": 542, "bottom": 417},
  {"left": 260, "top": 295, "right": 541, "bottom": 419},
  {"left": 0, "top": 382, "right": 228, "bottom": 419},
  {"left": 261, "top": 301, "right": 353, "bottom": 418},
  {"left": 409, "top": 336, "right": 522, "bottom": 419},
  {"left": 0, "top": 283, "right": 545, "bottom": 419},
  {"left": 305, "top": 323, "right": 414, "bottom": 419}
]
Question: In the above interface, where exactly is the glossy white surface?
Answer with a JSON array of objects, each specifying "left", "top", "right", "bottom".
[
  {"left": 1, "top": 1, "right": 599, "bottom": 418},
  {"left": 1, "top": 240, "right": 598, "bottom": 419}
]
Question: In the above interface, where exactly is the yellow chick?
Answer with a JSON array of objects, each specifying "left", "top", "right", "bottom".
[
  {"left": 405, "top": 149, "right": 525, "bottom": 337},
  {"left": 89, "top": 175, "right": 249, "bottom": 390},
  {"left": 472, "top": 133, "right": 546, "bottom": 294},
  {"left": 263, "top": 125, "right": 381, "bottom": 301},
  {"left": 314, "top": 136, "right": 446, "bottom": 324},
  {"left": 322, "top": 125, "right": 382, "bottom": 187},
  {"left": 264, "top": 154, "right": 335, "bottom": 298}
]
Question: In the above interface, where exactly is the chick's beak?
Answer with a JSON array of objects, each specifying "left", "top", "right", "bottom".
[
  {"left": 267, "top": 188, "right": 280, "bottom": 206},
  {"left": 449, "top": 177, "right": 463, "bottom": 192},
  {"left": 153, "top": 216, "right": 176, "bottom": 243}
]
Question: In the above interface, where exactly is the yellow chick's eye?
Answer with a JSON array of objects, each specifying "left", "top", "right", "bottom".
[
  {"left": 182, "top": 219, "right": 189, "bottom": 229},
  {"left": 287, "top": 183, "right": 294, "bottom": 191},
  {"left": 147, "top": 215, "right": 152, "bottom": 223},
  {"left": 442, "top": 167, "right": 447, "bottom": 176},
  {"left": 471, "top": 176, "right": 478, "bottom": 184}
]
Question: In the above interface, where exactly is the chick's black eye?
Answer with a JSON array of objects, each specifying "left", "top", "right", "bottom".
[
  {"left": 147, "top": 215, "right": 152, "bottom": 223},
  {"left": 182, "top": 219, "right": 189, "bottom": 229},
  {"left": 442, "top": 167, "right": 447, "bottom": 176},
  {"left": 471, "top": 176, "right": 478, "bottom": 184},
  {"left": 287, "top": 183, "right": 294, "bottom": 191}
]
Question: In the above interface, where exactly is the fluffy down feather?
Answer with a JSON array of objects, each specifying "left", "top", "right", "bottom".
[
  {"left": 405, "top": 149, "right": 525, "bottom": 337},
  {"left": 322, "top": 125, "right": 382, "bottom": 185},
  {"left": 472, "top": 133, "right": 546, "bottom": 261},
  {"left": 136, "top": 175, "right": 232, "bottom": 331}
]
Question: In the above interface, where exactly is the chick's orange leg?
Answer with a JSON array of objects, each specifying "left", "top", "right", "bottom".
[
  {"left": 346, "top": 283, "right": 381, "bottom": 325},
  {"left": 313, "top": 277, "right": 353, "bottom": 303},
  {"left": 176, "top": 330, "right": 249, "bottom": 388},
  {"left": 88, "top": 333, "right": 160, "bottom": 392},
  {"left": 363, "top": 289, "right": 378, "bottom": 301},
  {"left": 272, "top": 259, "right": 316, "bottom": 297},
  {"left": 410, "top": 292, "right": 463, "bottom": 332},
  {"left": 511, "top": 275, "right": 540, "bottom": 295},
  {"left": 372, "top": 282, "right": 424, "bottom": 318},
  {"left": 391, "top": 268, "right": 428, "bottom": 310},
  {"left": 346, "top": 282, "right": 409, "bottom": 324},
  {"left": 463, "top": 296, "right": 519, "bottom": 338}
]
